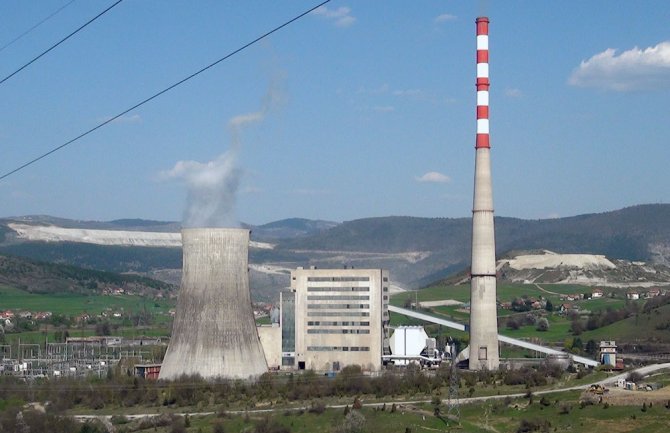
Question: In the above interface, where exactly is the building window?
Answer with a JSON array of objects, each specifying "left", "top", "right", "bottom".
[
  {"left": 307, "top": 304, "right": 369, "bottom": 310},
  {"left": 307, "top": 329, "right": 370, "bottom": 334},
  {"left": 307, "top": 276, "right": 370, "bottom": 282},
  {"left": 307, "top": 312, "right": 370, "bottom": 317},
  {"left": 307, "top": 295, "right": 370, "bottom": 301},
  {"left": 478, "top": 346, "right": 487, "bottom": 360},
  {"left": 307, "top": 287, "right": 370, "bottom": 292}
]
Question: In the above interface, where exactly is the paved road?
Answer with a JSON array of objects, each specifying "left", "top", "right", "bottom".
[{"left": 73, "top": 362, "right": 670, "bottom": 430}]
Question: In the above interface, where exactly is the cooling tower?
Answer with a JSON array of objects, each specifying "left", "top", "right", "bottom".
[
  {"left": 159, "top": 228, "right": 268, "bottom": 380},
  {"left": 469, "top": 16, "right": 500, "bottom": 370}
]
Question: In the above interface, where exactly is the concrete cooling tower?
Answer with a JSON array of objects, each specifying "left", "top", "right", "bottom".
[{"left": 159, "top": 228, "right": 268, "bottom": 380}]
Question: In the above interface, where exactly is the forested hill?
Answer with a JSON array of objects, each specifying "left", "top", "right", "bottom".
[
  {"left": 0, "top": 254, "right": 175, "bottom": 295},
  {"left": 278, "top": 204, "right": 670, "bottom": 264}
]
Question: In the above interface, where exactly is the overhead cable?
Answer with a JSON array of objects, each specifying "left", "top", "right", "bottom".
[
  {"left": 0, "top": 0, "right": 124, "bottom": 86},
  {"left": 0, "top": 0, "right": 331, "bottom": 182},
  {"left": 0, "top": 0, "right": 77, "bottom": 54}
]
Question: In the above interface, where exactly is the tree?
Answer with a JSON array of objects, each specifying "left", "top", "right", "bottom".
[
  {"left": 335, "top": 411, "right": 365, "bottom": 433},
  {"left": 545, "top": 299, "right": 554, "bottom": 312},
  {"left": 585, "top": 340, "right": 598, "bottom": 355},
  {"left": 507, "top": 318, "right": 520, "bottom": 330},
  {"left": 536, "top": 318, "right": 549, "bottom": 332},
  {"left": 570, "top": 318, "right": 584, "bottom": 336}
]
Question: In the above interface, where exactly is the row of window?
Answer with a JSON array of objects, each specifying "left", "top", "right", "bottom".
[
  {"left": 307, "top": 276, "right": 370, "bottom": 282},
  {"left": 307, "top": 295, "right": 370, "bottom": 301},
  {"left": 307, "top": 304, "right": 369, "bottom": 310},
  {"left": 307, "top": 346, "right": 370, "bottom": 352},
  {"left": 307, "top": 286, "right": 370, "bottom": 292},
  {"left": 307, "top": 329, "right": 370, "bottom": 334},
  {"left": 307, "top": 321, "right": 370, "bottom": 327},
  {"left": 307, "top": 312, "right": 370, "bottom": 317}
]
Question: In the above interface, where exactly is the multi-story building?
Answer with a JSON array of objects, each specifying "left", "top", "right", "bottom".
[{"left": 287, "top": 267, "right": 390, "bottom": 371}]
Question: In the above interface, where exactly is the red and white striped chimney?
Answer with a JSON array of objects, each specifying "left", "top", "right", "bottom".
[
  {"left": 476, "top": 17, "right": 490, "bottom": 149},
  {"left": 469, "top": 16, "right": 499, "bottom": 371}
]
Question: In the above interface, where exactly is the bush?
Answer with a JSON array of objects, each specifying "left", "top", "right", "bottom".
[
  {"left": 536, "top": 318, "right": 549, "bottom": 332},
  {"left": 308, "top": 400, "right": 326, "bottom": 414},
  {"left": 516, "top": 418, "right": 551, "bottom": 432}
]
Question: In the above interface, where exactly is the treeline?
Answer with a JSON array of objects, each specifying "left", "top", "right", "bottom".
[{"left": 0, "top": 363, "right": 573, "bottom": 414}]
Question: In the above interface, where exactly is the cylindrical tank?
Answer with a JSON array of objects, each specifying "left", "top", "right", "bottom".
[{"left": 159, "top": 228, "right": 268, "bottom": 380}]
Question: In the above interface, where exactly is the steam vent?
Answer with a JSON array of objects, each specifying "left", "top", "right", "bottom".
[{"left": 159, "top": 228, "right": 268, "bottom": 380}]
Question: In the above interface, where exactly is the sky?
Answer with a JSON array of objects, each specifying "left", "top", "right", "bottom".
[{"left": 1, "top": 0, "right": 669, "bottom": 226}]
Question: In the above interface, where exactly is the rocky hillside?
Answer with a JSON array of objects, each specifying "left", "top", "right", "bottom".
[{"left": 496, "top": 250, "right": 670, "bottom": 288}]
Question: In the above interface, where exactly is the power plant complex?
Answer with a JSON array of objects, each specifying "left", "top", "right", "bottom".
[{"left": 161, "top": 17, "right": 502, "bottom": 380}]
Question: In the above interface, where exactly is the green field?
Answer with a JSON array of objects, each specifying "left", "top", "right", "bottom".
[
  {"left": 390, "top": 282, "right": 658, "bottom": 347},
  {"left": 0, "top": 284, "right": 174, "bottom": 316}
]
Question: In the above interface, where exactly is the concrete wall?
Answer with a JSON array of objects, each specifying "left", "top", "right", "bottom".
[
  {"left": 257, "top": 325, "right": 281, "bottom": 370},
  {"left": 291, "top": 268, "right": 389, "bottom": 371},
  {"left": 159, "top": 228, "right": 268, "bottom": 380}
]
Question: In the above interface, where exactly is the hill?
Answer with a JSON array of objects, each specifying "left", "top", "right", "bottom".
[
  {"left": 1, "top": 204, "right": 670, "bottom": 298},
  {"left": 0, "top": 254, "right": 175, "bottom": 296}
]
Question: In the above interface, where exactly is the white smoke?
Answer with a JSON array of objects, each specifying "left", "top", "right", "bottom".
[{"left": 162, "top": 77, "right": 283, "bottom": 228}]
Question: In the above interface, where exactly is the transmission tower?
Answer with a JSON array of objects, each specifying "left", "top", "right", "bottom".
[{"left": 446, "top": 340, "right": 461, "bottom": 425}]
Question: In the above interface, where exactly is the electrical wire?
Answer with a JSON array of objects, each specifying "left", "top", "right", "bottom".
[
  {"left": 0, "top": 0, "right": 124, "bottom": 86},
  {"left": 0, "top": 0, "right": 332, "bottom": 182},
  {"left": 0, "top": 0, "right": 77, "bottom": 54}
]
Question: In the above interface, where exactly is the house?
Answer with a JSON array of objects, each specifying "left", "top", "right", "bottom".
[
  {"left": 0, "top": 310, "right": 14, "bottom": 319},
  {"left": 627, "top": 291, "right": 640, "bottom": 300},
  {"left": 592, "top": 288, "right": 604, "bottom": 298},
  {"left": 646, "top": 288, "right": 661, "bottom": 298},
  {"left": 559, "top": 303, "right": 573, "bottom": 314}
]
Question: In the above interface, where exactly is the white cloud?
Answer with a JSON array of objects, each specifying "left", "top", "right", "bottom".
[
  {"left": 416, "top": 171, "right": 451, "bottom": 183},
  {"left": 504, "top": 87, "right": 522, "bottom": 98},
  {"left": 312, "top": 5, "right": 356, "bottom": 28},
  {"left": 569, "top": 41, "right": 670, "bottom": 91},
  {"left": 434, "top": 13, "right": 457, "bottom": 24}
]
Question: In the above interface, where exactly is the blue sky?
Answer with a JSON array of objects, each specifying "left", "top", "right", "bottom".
[{"left": 1, "top": 0, "right": 669, "bottom": 225}]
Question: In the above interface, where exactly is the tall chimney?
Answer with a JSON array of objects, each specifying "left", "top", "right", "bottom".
[
  {"left": 159, "top": 228, "right": 268, "bottom": 380},
  {"left": 469, "top": 16, "right": 500, "bottom": 370}
]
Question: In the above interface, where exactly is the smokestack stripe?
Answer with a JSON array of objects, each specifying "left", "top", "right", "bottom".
[{"left": 476, "top": 17, "right": 490, "bottom": 149}]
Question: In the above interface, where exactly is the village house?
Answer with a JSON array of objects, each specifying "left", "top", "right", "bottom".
[
  {"left": 592, "top": 288, "right": 604, "bottom": 298},
  {"left": 645, "top": 288, "right": 661, "bottom": 298},
  {"left": 627, "top": 291, "right": 640, "bottom": 300}
]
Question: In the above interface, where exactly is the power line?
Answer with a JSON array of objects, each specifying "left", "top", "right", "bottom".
[
  {"left": 0, "top": 0, "right": 77, "bottom": 54},
  {"left": 0, "top": 0, "right": 332, "bottom": 182},
  {"left": 0, "top": 0, "right": 124, "bottom": 87}
]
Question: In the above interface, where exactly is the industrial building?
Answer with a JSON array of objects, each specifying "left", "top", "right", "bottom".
[{"left": 282, "top": 267, "right": 390, "bottom": 372}]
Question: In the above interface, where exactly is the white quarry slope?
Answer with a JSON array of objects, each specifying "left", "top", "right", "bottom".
[
  {"left": 498, "top": 250, "right": 670, "bottom": 288},
  {"left": 505, "top": 250, "right": 616, "bottom": 271},
  {"left": 8, "top": 223, "right": 274, "bottom": 249}
]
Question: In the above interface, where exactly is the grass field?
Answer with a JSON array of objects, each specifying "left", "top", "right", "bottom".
[
  {"left": 390, "top": 282, "right": 658, "bottom": 346},
  {"left": 0, "top": 284, "right": 174, "bottom": 316},
  {"left": 73, "top": 388, "right": 670, "bottom": 433}
]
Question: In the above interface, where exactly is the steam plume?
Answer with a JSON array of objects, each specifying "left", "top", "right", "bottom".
[{"left": 162, "top": 78, "right": 283, "bottom": 228}]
